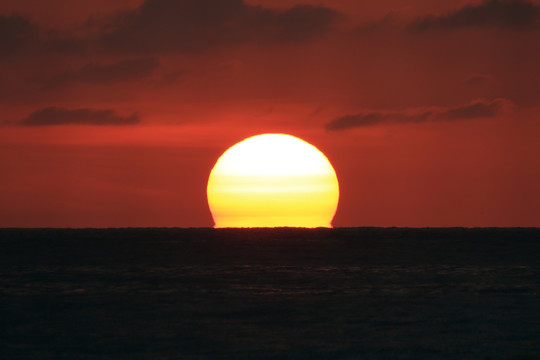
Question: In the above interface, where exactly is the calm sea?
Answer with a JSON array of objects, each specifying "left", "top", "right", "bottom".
[{"left": 1, "top": 228, "right": 539, "bottom": 359}]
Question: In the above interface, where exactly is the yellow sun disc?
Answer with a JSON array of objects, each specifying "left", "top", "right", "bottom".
[{"left": 207, "top": 133, "right": 339, "bottom": 228}]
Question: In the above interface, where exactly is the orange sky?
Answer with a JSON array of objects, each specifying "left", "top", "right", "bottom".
[{"left": 1, "top": 0, "right": 539, "bottom": 227}]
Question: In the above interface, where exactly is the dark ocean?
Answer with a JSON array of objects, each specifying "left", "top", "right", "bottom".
[{"left": 1, "top": 228, "right": 539, "bottom": 359}]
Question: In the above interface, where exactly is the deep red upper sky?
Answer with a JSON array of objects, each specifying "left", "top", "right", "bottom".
[{"left": 1, "top": 0, "right": 539, "bottom": 227}]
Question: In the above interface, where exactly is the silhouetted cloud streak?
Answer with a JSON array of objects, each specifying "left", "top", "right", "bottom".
[
  {"left": 326, "top": 98, "right": 513, "bottom": 130},
  {"left": 20, "top": 107, "right": 140, "bottom": 126},
  {"left": 410, "top": 0, "right": 540, "bottom": 31}
]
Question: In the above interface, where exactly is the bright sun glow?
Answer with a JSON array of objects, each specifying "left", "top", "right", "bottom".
[{"left": 207, "top": 134, "right": 339, "bottom": 228}]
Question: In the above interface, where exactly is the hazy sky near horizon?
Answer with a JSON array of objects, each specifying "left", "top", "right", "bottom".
[{"left": 1, "top": 0, "right": 539, "bottom": 227}]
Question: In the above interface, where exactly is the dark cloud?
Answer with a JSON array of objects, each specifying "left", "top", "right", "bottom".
[
  {"left": 47, "top": 57, "right": 159, "bottom": 87},
  {"left": 410, "top": 0, "right": 540, "bottom": 31},
  {"left": 463, "top": 73, "right": 492, "bottom": 86},
  {"left": 99, "top": 0, "right": 340, "bottom": 53},
  {"left": 326, "top": 98, "right": 513, "bottom": 130},
  {"left": 0, "top": 1, "right": 339, "bottom": 57},
  {"left": 354, "top": 10, "right": 403, "bottom": 34},
  {"left": 444, "top": 98, "right": 508, "bottom": 119},
  {"left": 0, "top": 14, "right": 39, "bottom": 55},
  {"left": 0, "top": 14, "right": 89, "bottom": 56},
  {"left": 20, "top": 107, "right": 140, "bottom": 126}
]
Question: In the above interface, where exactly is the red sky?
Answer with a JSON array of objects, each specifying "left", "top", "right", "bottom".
[{"left": 1, "top": 0, "right": 539, "bottom": 227}]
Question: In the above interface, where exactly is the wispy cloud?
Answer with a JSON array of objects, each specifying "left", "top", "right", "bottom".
[
  {"left": 409, "top": 0, "right": 540, "bottom": 32},
  {"left": 463, "top": 73, "right": 492, "bottom": 86},
  {"left": 20, "top": 107, "right": 140, "bottom": 126},
  {"left": 326, "top": 98, "right": 514, "bottom": 130}
]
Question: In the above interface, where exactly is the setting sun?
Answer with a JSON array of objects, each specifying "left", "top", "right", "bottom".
[{"left": 207, "top": 134, "right": 339, "bottom": 228}]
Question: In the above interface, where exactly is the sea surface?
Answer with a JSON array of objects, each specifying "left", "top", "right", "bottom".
[{"left": 1, "top": 228, "right": 539, "bottom": 359}]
